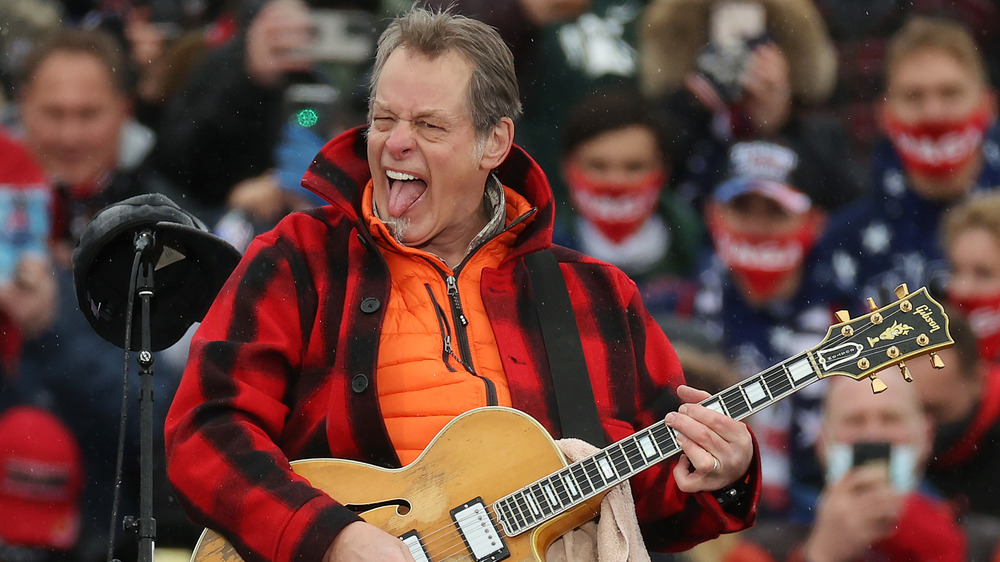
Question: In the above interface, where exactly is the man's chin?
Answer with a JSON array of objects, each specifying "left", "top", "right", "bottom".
[{"left": 384, "top": 215, "right": 411, "bottom": 245}]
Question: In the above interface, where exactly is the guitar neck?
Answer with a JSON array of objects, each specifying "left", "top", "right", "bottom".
[{"left": 494, "top": 351, "right": 820, "bottom": 537}]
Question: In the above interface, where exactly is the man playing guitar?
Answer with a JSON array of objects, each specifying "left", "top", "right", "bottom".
[{"left": 164, "top": 8, "right": 759, "bottom": 561}]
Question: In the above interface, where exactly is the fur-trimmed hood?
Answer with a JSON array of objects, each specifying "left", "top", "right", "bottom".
[{"left": 639, "top": 0, "right": 837, "bottom": 103}]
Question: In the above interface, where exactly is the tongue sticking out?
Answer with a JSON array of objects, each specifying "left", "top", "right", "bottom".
[{"left": 387, "top": 179, "right": 427, "bottom": 217}]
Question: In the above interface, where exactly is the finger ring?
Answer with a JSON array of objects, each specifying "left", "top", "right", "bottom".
[{"left": 711, "top": 457, "right": 720, "bottom": 473}]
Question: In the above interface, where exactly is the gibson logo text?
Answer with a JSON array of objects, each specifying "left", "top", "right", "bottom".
[{"left": 914, "top": 305, "right": 941, "bottom": 333}]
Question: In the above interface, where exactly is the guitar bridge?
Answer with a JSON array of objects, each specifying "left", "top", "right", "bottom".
[{"left": 450, "top": 497, "right": 510, "bottom": 561}]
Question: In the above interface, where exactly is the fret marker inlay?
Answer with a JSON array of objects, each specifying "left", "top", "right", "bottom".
[
  {"left": 598, "top": 458, "right": 615, "bottom": 479},
  {"left": 638, "top": 435, "right": 656, "bottom": 458},
  {"left": 788, "top": 358, "right": 814, "bottom": 382},
  {"left": 744, "top": 381, "right": 766, "bottom": 403},
  {"left": 564, "top": 475, "right": 579, "bottom": 496},
  {"left": 704, "top": 400, "right": 725, "bottom": 414}
]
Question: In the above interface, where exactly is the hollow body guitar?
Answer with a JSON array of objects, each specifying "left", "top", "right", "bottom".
[{"left": 192, "top": 286, "right": 953, "bottom": 562}]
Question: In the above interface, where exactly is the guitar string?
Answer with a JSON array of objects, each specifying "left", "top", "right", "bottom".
[
  {"left": 404, "top": 503, "right": 514, "bottom": 559},
  {"left": 405, "top": 487, "right": 583, "bottom": 560},
  {"left": 403, "top": 517, "right": 475, "bottom": 554},
  {"left": 502, "top": 303, "right": 943, "bottom": 539},
  {"left": 412, "top": 442, "right": 663, "bottom": 560},
  {"left": 415, "top": 447, "right": 677, "bottom": 561},
  {"left": 422, "top": 318, "right": 926, "bottom": 558},
  {"left": 394, "top": 303, "right": 939, "bottom": 559},
  {"left": 414, "top": 508, "right": 510, "bottom": 561},
  {"left": 393, "top": 443, "right": 611, "bottom": 553}
]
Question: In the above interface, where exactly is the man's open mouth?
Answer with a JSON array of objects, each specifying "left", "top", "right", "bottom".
[{"left": 386, "top": 169, "right": 428, "bottom": 217}]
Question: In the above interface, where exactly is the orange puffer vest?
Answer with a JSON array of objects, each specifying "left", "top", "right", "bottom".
[{"left": 362, "top": 181, "right": 533, "bottom": 465}]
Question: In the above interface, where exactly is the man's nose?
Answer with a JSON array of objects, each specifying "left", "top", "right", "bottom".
[
  {"left": 947, "top": 274, "right": 975, "bottom": 299},
  {"left": 385, "top": 121, "right": 416, "bottom": 159},
  {"left": 918, "top": 95, "right": 953, "bottom": 124},
  {"left": 58, "top": 115, "right": 89, "bottom": 145}
]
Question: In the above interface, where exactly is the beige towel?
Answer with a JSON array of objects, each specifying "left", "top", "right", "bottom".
[{"left": 545, "top": 439, "right": 652, "bottom": 562}]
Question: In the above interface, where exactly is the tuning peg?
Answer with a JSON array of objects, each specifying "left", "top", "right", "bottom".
[
  {"left": 898, "top": 361, "right": 913, "bottom": 382},
  {"left": 835, "top": 310, "right": 851, "bottom": 323},
  {"left": 867, "top": 297, "right": 879, "bottom": 312},
  {"left": 894, "top": 284, "right": 910, "bottom": 299},
  {"left": 930, "top": 353, "right": 946, "bottom": 369},
  {"left": 870, "top": 374, "right": 888, "bottom": 394}
]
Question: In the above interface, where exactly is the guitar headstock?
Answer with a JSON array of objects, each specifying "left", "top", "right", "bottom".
[{"left": 813, "top": 284, "right": 954, "bottom": 393}]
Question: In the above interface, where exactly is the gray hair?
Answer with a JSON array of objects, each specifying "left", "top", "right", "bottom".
[{"left": 369, "top": 7, "right": 522, "bottom": 139}]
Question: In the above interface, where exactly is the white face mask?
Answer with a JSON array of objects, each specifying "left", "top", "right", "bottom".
[{"left": 825, "top": 441, "right": 919, "bottom": 492}]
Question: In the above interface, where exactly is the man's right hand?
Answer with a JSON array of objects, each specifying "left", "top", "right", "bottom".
[
  {"left": 802, "top": 464, "right": 904, "bottom": 562},
  {"left": 324, "top": 521, "right": 415, "bottom": 561}
]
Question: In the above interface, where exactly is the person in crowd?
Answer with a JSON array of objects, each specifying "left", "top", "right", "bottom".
[
  {"left": 164, "top": 9, "right": 761, "bottom": 562},
  {"left": 154, "top": 0, "right": 379, "bottom": 226},
  {"left": 14, "top": 28, "right": 188, "bottom": 559},
  {"left": 809, "top": 16, "right": 1000, "bottom": 313},
  {"left": 0, "top": 405, "right": 85, "bottom": 562},
  {"left": 556, "top": 84, "right": 704, "bottom": 315},
  {"left": 810, "top": 1, "right": 1000, "bottom": 179},
  {"left": 639, "top": 0, "right": 862, "bottom": 211},
  {"left": 941, "top": 192, "right": 1000, "bottom": 364},
  {"left": 0, "top": 0, "right": 61, "bottom": 109},
  {"left": 16, "top": 28, "right": 177, "bottom": 265},
  {"left": 424, "top": 0, "right": 646, "bottom": 219},
  {"left": 692, "top": 139, "right": 831, "bottom": 516},
  {"left": 909, "top": 309, "right": 1000, "bottom": 522},
  {"left": 751, "top": 376, "right": 966, "bottom": 561}
]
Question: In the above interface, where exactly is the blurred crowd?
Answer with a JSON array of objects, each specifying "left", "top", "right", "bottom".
[{"left": 4, "top": 0, "right": 1000, "bottom": 560}]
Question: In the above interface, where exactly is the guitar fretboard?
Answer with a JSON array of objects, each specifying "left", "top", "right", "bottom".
[{"left": 493, "top": 351, "right": 821, "bottom": 537}]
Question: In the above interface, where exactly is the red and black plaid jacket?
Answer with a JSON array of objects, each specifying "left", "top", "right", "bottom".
[{"left": 164, "top": 127, "right": 760, "bottom": 562}]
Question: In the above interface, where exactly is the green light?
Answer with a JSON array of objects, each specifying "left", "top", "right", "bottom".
[{"left": 296, "top": 109, "right": 319, "bottom": 128}]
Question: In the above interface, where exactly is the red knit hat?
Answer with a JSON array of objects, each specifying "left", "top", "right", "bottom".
[{"left": 0, "top": 406, "right": 84, "bottom": 550}]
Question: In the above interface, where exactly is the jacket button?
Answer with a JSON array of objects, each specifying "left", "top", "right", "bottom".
[
  {"left": 360, "top": 297, "right": 381, "bottom": 313},
  {"left": 351, "top": 374, "right": 369, "bottom": 393}
]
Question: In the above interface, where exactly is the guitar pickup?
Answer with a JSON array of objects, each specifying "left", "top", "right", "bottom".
[
  {"left": 399, "top": 530, "right": 432, "bottom": 562},
  {"left": 451, "top": 497, "right": 510, "bottom": 561}
]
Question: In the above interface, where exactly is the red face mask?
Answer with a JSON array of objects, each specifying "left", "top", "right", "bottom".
[
  {"left": 707, "top": 209, "right": 820, "bottom": 301},
  {"left": 565, "top": 164, "right": 666, "bottom": 243},
  {"left": 949, "top": 291, "right": 1000, "bottom": 361},
  {"left": 882, "top": 102, "right": 992, "bottom": 179}
]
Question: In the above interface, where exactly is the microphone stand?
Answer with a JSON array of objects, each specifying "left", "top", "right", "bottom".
[{"left": 121, "top": 234, "right": 157, "bottom": 562}]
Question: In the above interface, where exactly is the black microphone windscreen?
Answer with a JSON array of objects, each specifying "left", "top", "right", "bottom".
[{"left": 72, "top": 194, "right": 242, "bottom": 351}]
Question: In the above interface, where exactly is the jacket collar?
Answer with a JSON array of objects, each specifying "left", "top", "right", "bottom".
[{"left": 300, "top": 125, "right": 555, "bottom": 258}]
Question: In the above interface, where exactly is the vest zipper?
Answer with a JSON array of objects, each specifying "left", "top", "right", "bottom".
[
  {"left": 424, "top": 284, "right": 458, "bottom": 372},
  {"left": 445, "top": 275, "right": 474, "bottom": 368},
  {"left": 444, "top": 273, "right": 498, "bottom": 406}
]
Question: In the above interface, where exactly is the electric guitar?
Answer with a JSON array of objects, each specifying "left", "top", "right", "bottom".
[{"left": 191, "top": 285, "right": 953, "bottom": 562}]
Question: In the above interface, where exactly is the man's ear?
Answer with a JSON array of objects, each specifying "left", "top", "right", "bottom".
[{"left": 479, "top": 117, "right": 514, "bottom": 170}]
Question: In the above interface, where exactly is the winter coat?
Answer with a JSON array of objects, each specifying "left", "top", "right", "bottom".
[{"left": 164, "top": 126, "right": 760, "bottom": 562}]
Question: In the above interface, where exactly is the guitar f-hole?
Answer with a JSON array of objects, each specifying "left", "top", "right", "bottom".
[{"left": 344, "top": 498, "right": 411, "bottom": 516}]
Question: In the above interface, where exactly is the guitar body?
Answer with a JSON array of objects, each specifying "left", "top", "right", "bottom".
[{"left": 191, "top": 408, "right": 606, "bottom": 562}]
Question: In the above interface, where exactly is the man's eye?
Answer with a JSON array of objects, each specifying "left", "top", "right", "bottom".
[{"left": 420, "top": 121, "right": 441, "bottom": 130}]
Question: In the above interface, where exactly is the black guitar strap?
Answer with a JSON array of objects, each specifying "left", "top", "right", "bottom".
[{"left": 524, "top": 249, "right": 607, "bottom": 447}]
